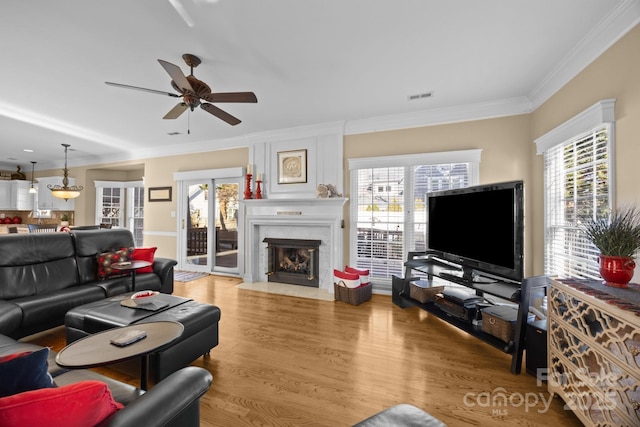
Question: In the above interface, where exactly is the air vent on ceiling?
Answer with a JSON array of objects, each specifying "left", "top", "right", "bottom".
[
  {"left": 167, "top": 132, "right": 182, "bottom": 136},
  {"left": 408, "top": 91, "right": 433, "bottom": 101}
]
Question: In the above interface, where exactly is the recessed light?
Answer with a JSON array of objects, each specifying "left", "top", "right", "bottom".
[{"left": 23, "top": 149, "right": 34, "bottom": 153}]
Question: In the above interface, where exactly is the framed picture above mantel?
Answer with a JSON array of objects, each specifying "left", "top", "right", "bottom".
[{"left": 277, "top": 149, "right": 307, "bottom": 184}]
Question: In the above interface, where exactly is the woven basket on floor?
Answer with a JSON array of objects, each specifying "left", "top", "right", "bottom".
[{"left": 334, "top": 281, "right": 372, "bottom": 305}]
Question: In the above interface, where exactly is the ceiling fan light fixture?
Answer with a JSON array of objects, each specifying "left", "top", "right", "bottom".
[{"left": 48, "top": 144, "right": 83, "bottom": 201}]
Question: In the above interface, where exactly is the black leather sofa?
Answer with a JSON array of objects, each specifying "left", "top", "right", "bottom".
[
  {"left": 0, "top": 334, "right": 212, "bottom": 427},
  {"left": 0, "top": 229, "right": 177, "bottom": 339}
]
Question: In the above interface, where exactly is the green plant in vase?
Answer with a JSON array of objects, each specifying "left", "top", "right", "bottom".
[
  {"left": 60, "top": 213, "right": 70, "bottom": 227},
  {"left": 582, "top": 205, "right": 640, "bottom": 288}
]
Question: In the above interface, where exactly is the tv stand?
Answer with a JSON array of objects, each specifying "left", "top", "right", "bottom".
[{"left": 393, "top": 251, "right": 544, "bottom": 374}]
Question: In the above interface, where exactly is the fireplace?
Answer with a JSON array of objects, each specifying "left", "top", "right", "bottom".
[
  {"left": 263, "top": 238, "right": 320, "bottom": 287},
  {"left": 243, "top": 198, "right": 348, "bottom": 290}
]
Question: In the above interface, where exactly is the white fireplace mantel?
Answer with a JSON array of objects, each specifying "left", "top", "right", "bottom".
[{"left": 242, "top": 198, "right": 348, "bottom": 289}]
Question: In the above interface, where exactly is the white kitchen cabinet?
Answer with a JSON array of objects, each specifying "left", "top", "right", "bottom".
[
  {"left": 10, "top": 180, "right": 33, "bottom": 211},
  {"left": 36, "top": 177, "right": 75, "bottom": 211},
  {"left": 0, "top": 180, "right": 34, "bottom": 210},
  {"left": 0, "top": 181, "right": 10, "bottom": 209}
]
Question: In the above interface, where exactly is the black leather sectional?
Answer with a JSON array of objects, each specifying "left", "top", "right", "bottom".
[{"left": 0, "top": 229, "right": 177, "bottom": 339}]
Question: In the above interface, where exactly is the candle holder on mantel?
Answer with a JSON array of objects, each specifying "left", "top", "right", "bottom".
[
  {"left": 255, "top": 180, "right": 263, "bottom": 199},
  {"left": 244, "top": 174, "right": 253, "bottom": 199}
]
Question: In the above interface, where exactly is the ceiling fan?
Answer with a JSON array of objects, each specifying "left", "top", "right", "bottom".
[{"left": 105, "top": 54, "right": 257, "bottom": 126}]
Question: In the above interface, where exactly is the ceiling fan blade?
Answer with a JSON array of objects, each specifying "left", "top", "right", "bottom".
[
  {"left": 201, "top": 103, "right": 241, "bottom": 126},
  {"left": 201, "top": 92, "right": 258, "bottom": 103},
  {"left": 158, "top": 59, "right": 194, "bottom": 94},
  {"left": 163, "top": 103, "right": 189, "bottom": 119},
  {"left": 105, "top": 82, "right": 180, "bottom": 97}
]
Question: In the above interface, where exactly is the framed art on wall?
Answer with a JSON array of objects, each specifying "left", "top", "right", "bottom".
[
  {"left": 278, "top": 149, "right": 307, "bottom": 184},
  {"left": 148, "top": 186, "right": 172, "bottom": 202}
]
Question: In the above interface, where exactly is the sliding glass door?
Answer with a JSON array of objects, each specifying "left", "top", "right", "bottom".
[
  {"left": 179, "top": 176, "right": 241, "bottom": 275},
  {"left": 182, "top": 179, "right": 210, "bottom": 272},
  {"left": 213, "top": 179, "right": 239, "bottom": 273}
]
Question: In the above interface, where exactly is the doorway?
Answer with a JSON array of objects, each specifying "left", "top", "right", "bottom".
[{"left": 179, "top": 177, "right": 241, "bottom": 275}]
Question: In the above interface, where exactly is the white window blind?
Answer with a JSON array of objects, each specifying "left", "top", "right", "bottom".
[{"left": 544, "top": 126, "right": 612, "bottom": 279}]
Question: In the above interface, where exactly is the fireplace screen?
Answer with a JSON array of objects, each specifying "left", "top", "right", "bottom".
[{"left": 263, "top": 238, "right": 321, "bottom": 287}]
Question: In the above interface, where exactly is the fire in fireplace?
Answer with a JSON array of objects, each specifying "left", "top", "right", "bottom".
[{"left": 263, "top": 238, "right": 321, "bottom": 287}]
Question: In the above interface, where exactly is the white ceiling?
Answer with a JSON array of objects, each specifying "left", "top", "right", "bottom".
[{"left": 1, "top": 0, "right": 639, "bottom": 171}]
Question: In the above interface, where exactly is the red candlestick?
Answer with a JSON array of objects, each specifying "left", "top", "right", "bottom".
[
  {"left": 255, "top": 180, "right": 263, "bottom": 199},
  {"left": 244, "top": 174, "right": 253, "bottom": 199}
]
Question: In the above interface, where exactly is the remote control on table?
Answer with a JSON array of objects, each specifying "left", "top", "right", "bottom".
[{"left": 110, "top": 330, "right": 147, "bottom": 347}]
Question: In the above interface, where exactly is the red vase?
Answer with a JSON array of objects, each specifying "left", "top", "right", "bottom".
[{"left": 599, "top": 255, "right": 635, "bottom": 288}]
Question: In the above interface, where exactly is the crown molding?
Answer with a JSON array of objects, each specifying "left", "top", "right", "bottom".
[{"left": 528, "top": 0, "right": 640, "bottom": 108}]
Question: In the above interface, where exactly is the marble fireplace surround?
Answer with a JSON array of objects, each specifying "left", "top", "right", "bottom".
[{"left": 242, "top": 198, "right": 348, "bottom": 290}]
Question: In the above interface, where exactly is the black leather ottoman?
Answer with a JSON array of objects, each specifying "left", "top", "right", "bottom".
[
  {"left": 64, "top": 293, "right": 221, "bottom": 383},
  {"left": 354, "top": 404, "right": 446, "bottom": 427}
]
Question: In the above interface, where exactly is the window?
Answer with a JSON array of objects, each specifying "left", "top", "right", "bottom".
[
  {"left": 128, "top": 186, "right": 145, "bottom": 245},
  {"left": 95, "top": 180, "right": 144, "bottom": 246},
  {"left": 98, "top": 186, "right": 123, "bottom": 228},
  {"left": 349, "top": 150, "right": 480, "bottom": 289},
  {"left": 536, "top": 99, "right": 615, "bottom": 279}
]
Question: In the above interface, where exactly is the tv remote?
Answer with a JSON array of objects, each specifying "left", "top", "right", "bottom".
[{"left": 110, "top": 330, "right": 147, "bottom": 347}]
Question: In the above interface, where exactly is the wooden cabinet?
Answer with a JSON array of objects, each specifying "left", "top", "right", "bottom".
[
  {"left": 0, "top": 180, "right": 34, "bottom": 210},
  {"left": 36, "top": 177, "right": 75, "bottom": 211},
  {"left": 548, "top": 279, "right": 640, "bottom": 426}
]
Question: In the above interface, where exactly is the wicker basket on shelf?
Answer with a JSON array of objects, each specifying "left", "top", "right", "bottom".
[
  {"left": 409, "top": 280, "right": 444, "bottom": 303},
  {"left": 334, "top": 281, "right": 372, "bottom": 305},
  {"left": 481, "top": 305, "right": 518, "bottom": 342}
]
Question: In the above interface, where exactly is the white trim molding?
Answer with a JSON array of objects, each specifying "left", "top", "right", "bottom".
[{"left": 534, "top": 99, "right": 616, "bottom": 154}]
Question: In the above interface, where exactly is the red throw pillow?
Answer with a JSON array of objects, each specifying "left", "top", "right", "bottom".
[
  {"left": 0, "top": 380, "right": 123, "bottom": 427},
  {"left": 132, "top": 247, "right": 157, "bottom": 273}
]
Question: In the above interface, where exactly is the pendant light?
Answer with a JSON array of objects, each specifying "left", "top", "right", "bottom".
[
  {"left": 29, "top": 161, "right": 37, "bottom": 194},
  {"left": 48, "top": 144, "right": 83, "bottom": 201}
]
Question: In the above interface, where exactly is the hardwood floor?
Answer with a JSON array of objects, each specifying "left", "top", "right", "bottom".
[{"left": 27, "top": 275, "right": 583, "bottom": 426}]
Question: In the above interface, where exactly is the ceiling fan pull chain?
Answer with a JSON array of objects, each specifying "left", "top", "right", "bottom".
[{"left": 188, "top": 109, "right": 191, "bottom": 135}]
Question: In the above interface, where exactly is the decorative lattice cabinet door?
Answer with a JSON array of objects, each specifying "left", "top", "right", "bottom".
[{"left": 548, "top": 279, "right": 640, "bottom": 426}]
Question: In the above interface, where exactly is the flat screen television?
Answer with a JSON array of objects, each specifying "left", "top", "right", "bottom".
[{"left": 426, "top": 180, "right": 524, "bottom": 283}]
